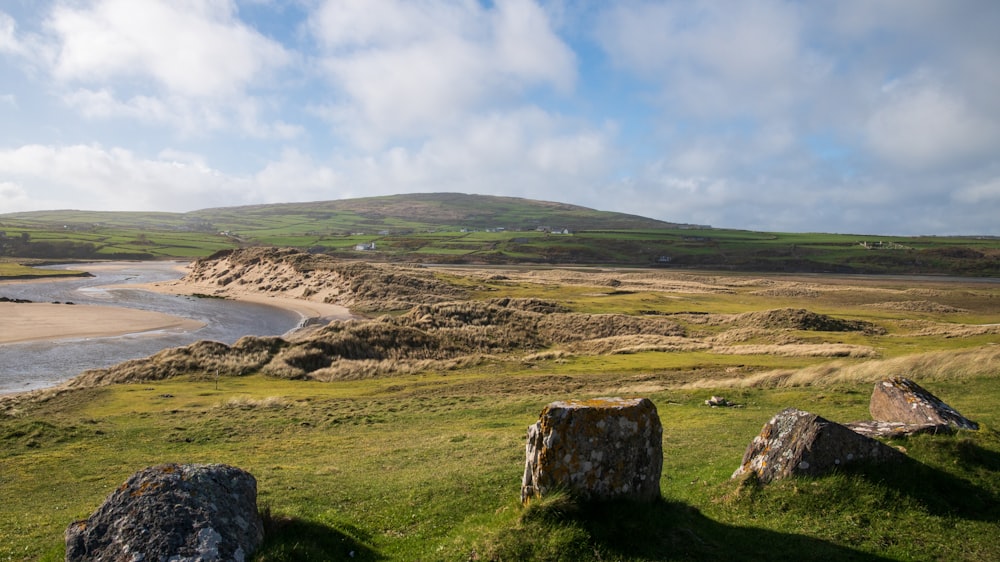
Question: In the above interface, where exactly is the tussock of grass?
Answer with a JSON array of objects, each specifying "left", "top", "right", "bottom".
[
  {"left": 750, "top": 287, "right": 822, "bottom": 298},
  {"left": 65, "top": 337, "right": 288, "bottom": 387},
  {"left": 900, "top": 323, "right": 1000, "bottom": 338},
  {"left": 685, "top": 345, "right": 1000, "bottom": 389},
  {"left": 522, "top": 350, "right": 570, "bottom": 362},
  {"left": 567, "top": 335, "right": 708, "bottom": 355},
  {"left": 729, "top": 308, "right": 885, "bottom": 334},
  {"left": 308, "top": 356, "right": 485, "bottom": 381},
  {"left": 59, "top": 296, "right": 691, "bottom": 386},
  {"left": 711, "top": 343, "right": 878, "bottom": 358},
  {"left": 706, "top": 326, "right": 802, "bottom": 345},
  {"left": 864, "top": 300, "right": 968, "bottom": 313},
  {"left": 4, "top": 254, "right": 1000, "bottom": 559},
  {"left": 217, "top": 396, "right": 289, "bottom": 410}
]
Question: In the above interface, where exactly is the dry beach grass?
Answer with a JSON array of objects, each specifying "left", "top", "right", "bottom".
[{"left": 2, "top": 248, "right": 1000, "bottom": 560}]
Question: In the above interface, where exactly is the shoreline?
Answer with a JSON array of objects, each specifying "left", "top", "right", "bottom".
[
  {"left": 0, "top": 302, "right": 206, "bottom": 345},
  {"left": 0, "top": 261, "right": 355, "bottom": 346},
  {"left": 128, "top": 279, "right": 357, "bottom": 330}
]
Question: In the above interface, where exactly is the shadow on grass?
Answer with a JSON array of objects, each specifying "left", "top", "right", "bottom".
[
  {"left": 255, "top": 512, "right": 383, "bottom": 562},
  {"left": 546, "top": 439, "right": 1000, "bottom": 561},
  {"left": 855, "top": 439, "right": 1000, "bottom": 521},
  {"left": 543, "top": 498, "right": 893, "bottom": 561}
]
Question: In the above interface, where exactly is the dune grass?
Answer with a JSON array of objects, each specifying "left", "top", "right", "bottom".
[
  {"left": 1, "top": 268, "right": 999, "bottom": 560},
  {"left": 2, "top": 369, "right": 998, "bottom": 561}
]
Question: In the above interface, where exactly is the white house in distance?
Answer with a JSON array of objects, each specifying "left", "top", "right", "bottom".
[{"left": 354, "top": 242, "right": 376, "bottom": 251}]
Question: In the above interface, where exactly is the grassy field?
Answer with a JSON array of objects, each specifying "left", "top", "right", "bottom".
[
  {"left": 3, "top": 194, "right": 999, "bottom": 275},
  {"left": 1, "top": 265, "right": 999, "bottom": 560},
  {"left": 0, "top": 260, "right": 88, "bottom": 280}
]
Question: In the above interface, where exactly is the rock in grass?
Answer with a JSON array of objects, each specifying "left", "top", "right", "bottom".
[
  {"left": 65, "top": 463, "right": 263, "bottom": 562},
  {"left": 521, "top": 397, "right": 662, "bottom": 504},
  {"left": 732, "top": 408, "right": 904, "bottom": 484},
  {"left": 870, "top": 377, "right": 979, "bottom": 430},
  {"left": 843, "top": 420, "right": 952, "bottom": 439}
]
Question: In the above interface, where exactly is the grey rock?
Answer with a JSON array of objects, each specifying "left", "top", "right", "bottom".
[
  {"left": 869, "top": 377, "right": 978, "bottom": 430},
  {"left": 705, "top": 395, "right": 737, "bottom": 407},
  {"left": 844, "top": 420, "right": 952, "bottom": 439},
  {"left": 521, "top": 397, "right": 662, "bottom": 503},
  {"left": 66, "top": 463, "right": 263, "bottom": 562},
  {"left": 732, "top": 408, "right": 904, "bottom": 484}
]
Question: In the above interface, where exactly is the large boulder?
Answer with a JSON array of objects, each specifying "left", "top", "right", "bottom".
[
  {"left": 869, "top": 377, "right": 979, "bottom": 430},
  {"left": 732, "top": 408, "right": 904, "bottom": 484},
  {"left": 66, "top": 463, "right": 264, "bottom": 562},
  {"left": 521, "top": 397, "right": 662, "bottom": 504}
]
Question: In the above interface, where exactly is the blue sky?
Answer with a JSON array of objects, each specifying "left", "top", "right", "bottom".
[{"left": 1, "top": 0, "right": 998, "bottom": 235}]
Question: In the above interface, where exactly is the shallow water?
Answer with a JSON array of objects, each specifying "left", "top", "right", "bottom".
[{"left": 0, "top": 262, "right": 301, "bottom": 394}]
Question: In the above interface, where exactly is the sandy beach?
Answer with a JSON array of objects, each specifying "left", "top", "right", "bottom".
[
  {"left": 0, "top": 302, "right": 206, "bottom": 344},
  {"left": 0, "top": 262, "right": 354, "bottom": 346},
  {"left": 134, "top": 279, "right": 356, "bottom": 324}
]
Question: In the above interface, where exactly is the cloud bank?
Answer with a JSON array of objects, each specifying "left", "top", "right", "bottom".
[{"left": 0, "top": 0, "right": 998, "bottom": 235}]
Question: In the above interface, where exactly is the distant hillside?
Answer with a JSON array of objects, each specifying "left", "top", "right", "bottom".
[
  {"left": 2, "top": 193, "right": 998, "bottom": 275},
  {"left": 189, "top": 193, "right": 680, "bottom": 233},
  {"left": 2, "top": 193, "right": 677, "bottom": 233}
]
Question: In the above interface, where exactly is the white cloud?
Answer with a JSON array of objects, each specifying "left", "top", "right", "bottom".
[
  {"left": 954, "top": 176, "right": 1000, "bottom": 204},
  {"left": 61, "top": 87, "right": 303, "bottom": 139},
  {"left": 252, "top": 149, "right": 341, "bottom": 202},
  {"left": 597, "top": 0, "right": 818, "bottom": 118},
  {"left": 1, "top": 2, "right": 998, "bottom": 236},
  {"left": 0, "top": 121, "right": 609, "bottom": 214},
  {"left": 867, "top": 77, "right": 997, "bottom": 170},
  {"left": 64, "top": 88, "right": 176, "bottom": 122},
  {"left": 0, "top": 180, "right": 30, "bottom": 210},
  {"left": 267, "top": 107, "right": 614, "bottom": 209},
  {"left": 492, "top": 0, "right": 575, "bottom": 92},
  {"left": 0, "top": 11, "right": 21, "bottom": 55},
  {"left": 47, "top": 0, "right": 291, "bottom": 98},
  {"left": 310, "top": 0, "right": 575, "bottom": 146},
  {"left": 21, "top": 0, "right": 298, "bottom": 138},
  {"left": 0, "top": 144, "right": 256, "bottom": 211}
]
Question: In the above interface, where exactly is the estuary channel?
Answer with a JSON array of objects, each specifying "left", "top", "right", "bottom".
[{"left": 0, "top": 262, "right": 301, "bottom": 394}]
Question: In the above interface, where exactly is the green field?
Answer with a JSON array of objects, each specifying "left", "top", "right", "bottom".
[
  {"left": 0, "top": 260, "right": 88, "bottom": 280},
  {"left": 2, "top": 264, "right": 999, "bottom": 560},
  {"left": 2, "top": 194, "right": 998, "bottom": 275}
]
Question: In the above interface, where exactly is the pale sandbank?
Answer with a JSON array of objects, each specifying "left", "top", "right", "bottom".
[
  {"left": 132, "top": 279, "right": 356, "bottom": 324},
  {"left": 0, "top": 302, "right": 206, "bottom": 345},
  {"left": 0, "top": 261, "right": 354, "bottom": 345}
]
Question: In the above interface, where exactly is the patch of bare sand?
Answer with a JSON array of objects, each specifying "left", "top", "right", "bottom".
[
  {"left": 863, "top": 300, "right": 968, "bottom": 313},
  {"left": 133, "top": 279, "right": 356, "bottom": 325},
  {"left": 0, "top": 302, "right": 205, "bottom": 344}
]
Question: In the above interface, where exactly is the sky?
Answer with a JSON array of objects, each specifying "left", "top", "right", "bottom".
[{"left": 1, "top": 0, "right": 999, "bottom": 235}]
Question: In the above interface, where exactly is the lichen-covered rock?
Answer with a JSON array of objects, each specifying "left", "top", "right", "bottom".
[
  {"left": 521, "top": 397, "right": 662, "bottom": 503},
  {"left": 844, "top": 420, "right": 952, "bottom": 439},
  {"left": 732, "top": 408, "right": 904, "bottom": 484},
  {"left": 870, "top": 377, "right": 979, "bottom": 430},
  {"left": 65, "top": 463, "right": 263, "bottom": 562}
]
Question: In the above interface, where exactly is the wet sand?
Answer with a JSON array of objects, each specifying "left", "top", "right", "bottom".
[
  {"left": 133, "top": 279, "right": 355, "bottom": 325},
  {"left": 0, "top": 261, "right": 354, "bottom": 346},
  {"left": 0, "top": 302, "right": 206, "bottom": 344}
]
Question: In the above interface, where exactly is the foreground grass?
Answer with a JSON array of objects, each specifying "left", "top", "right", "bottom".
[
  {"left": 1, "top": 369, "right": 998, "bottom": 561},
  {"left": 2, "top": 269, "right": 998, "bottom": 560}
]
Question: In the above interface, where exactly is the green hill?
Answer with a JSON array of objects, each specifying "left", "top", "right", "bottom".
[
  {"left": 1, "top": 193, "right": 998, "bottom": 275},
  {"left": 190, "top": 192, "right": 679, "bottom": 233}
]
